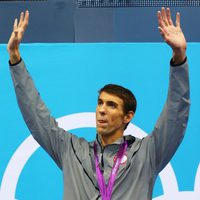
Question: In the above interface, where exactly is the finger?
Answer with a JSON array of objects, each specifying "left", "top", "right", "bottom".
[
  {"left": 13, "top": 18, "right": 17, "bottom": 30},
  {"left": 161, "top": 7, "right": 169, "bottom": 26},
  {"left": 22, "top": 10, "right": 29, "bottom": 29},
  {"left": 158, "top": 27, "right": 170, "bottom": 44},
  {"left": 158, "top": 27, "right": 166, "bottom": 41},
  {"left": 18, "top": 11, "right": 29, "bottom": 42},
  {"left": 158, "top": 27, "right": 164, "bottom": 35},
  {"left": 18, "top": 12, "right": 24, "bottom": 27},
  {"left": 12, "top": 19, "right": 19, "bottom": 46},
  {"left": 24, "top": 10, "right": 29, "bottom": 24},
  {"left": 176, "top": 12, "right": 180, "bottom": 28},
  {"left": 13, "top": 18, "right": 18, "bottom": 37},
  {"left": 157, "top": 11, "right": 165, "bottom": 29},
  {"left": 166, "top": 8, "right": 173, "bottom": 26},
  {"left": 158, "top": 26, "right": 167, "bottom": 37}
]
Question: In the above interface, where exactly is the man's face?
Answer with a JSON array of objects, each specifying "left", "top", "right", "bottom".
[{"left": 96, "top": 92, "right": 129, "bottom": 138}]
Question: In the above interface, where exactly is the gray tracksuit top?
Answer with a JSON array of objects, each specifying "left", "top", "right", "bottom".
[{"left": 10, "top": 58, "right": 190, "bottom": 200}]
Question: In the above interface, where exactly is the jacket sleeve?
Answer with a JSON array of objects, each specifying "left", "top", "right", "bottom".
[
  {"left": 146, "top": 59, "right": 190, "bottom": 173},
  {"left": 9, "top": 59, "right": 74, "bottom": 170}
]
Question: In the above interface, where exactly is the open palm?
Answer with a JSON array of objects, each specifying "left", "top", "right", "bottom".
[
  {"left": 7, "top": 11, "right": 29, "bottom": 54},
  {"left": 157, "top": 8, "right": 186, "bottom": 52}
]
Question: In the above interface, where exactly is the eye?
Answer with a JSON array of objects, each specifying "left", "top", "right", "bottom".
[
  {"left": 107, "top": 102, "right": 117, "bottom": 109},
  {"left": 98, "top": 100, "right": 103, "bottom": 106}
]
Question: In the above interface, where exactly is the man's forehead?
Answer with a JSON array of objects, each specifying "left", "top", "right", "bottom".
[{"left": 98, "top": 92, "right": 123, "bottom": 103}]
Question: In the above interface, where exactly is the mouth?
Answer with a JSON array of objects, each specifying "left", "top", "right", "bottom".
[{"left": 97, "top": 119, "right": 108, "bottom": 126}]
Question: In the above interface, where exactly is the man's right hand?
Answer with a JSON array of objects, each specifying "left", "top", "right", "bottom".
[{"left": 7, "top": 11, "right": 29, "bottom": 64}]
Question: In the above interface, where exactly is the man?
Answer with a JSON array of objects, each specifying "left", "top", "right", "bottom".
[{"left": 8, "top": 8, "right": 190, "bottom": 200}]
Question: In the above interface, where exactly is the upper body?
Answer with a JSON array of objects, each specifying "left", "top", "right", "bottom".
[
  {"left": 8, "top": 8, "right": 190, "bottom": 200},
  {"left": 9, "top": 57, "right": 190, "bottom": 200}
]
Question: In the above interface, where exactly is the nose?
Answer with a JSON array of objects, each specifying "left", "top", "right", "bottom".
[{"left": 97, "top": 103, "right": 106, "bottom": 115}]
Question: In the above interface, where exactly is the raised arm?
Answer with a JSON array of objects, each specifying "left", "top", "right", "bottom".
[
  {"left": 7, "top": 11, "right": 29, "bottom": 64},
  {"left": 8, "top": 12, "right": 80, "bottom": 169},
  {"left": 145, "top": 8, "right": 190, "bottom": 173}
]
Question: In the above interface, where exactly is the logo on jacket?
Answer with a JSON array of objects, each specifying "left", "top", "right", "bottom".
[{"left": 113, "top": 153, "right": 127, "bottom": 165}]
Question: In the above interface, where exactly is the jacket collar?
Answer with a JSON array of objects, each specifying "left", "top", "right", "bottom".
[{"left": 95, "top": 134, "right": 135, "bottom": 150}]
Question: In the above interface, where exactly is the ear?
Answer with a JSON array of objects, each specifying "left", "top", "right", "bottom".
[{"left": 123, "top": 111, "right": 134, "bottom": 124}]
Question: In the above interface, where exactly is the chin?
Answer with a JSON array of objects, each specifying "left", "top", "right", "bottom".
[{"left": 97, "top": 128, "right": 108, "bottom": 136}]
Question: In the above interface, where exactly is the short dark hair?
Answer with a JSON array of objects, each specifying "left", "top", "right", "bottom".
[{"left": 98, "top": 84, "right": 137, "bottom": 129}]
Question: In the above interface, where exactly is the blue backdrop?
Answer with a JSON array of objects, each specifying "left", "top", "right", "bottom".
[{"left": 0, "top": 43, "right": 199, "bottom": 199}]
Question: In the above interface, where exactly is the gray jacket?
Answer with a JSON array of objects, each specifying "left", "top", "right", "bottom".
[{"left": 10, "top": 59, "right": 190, "bottom": 200}]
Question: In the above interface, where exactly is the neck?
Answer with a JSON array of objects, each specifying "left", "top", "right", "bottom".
[{"left": 99, "top": 133, "right": 123, "bottom": 147}]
